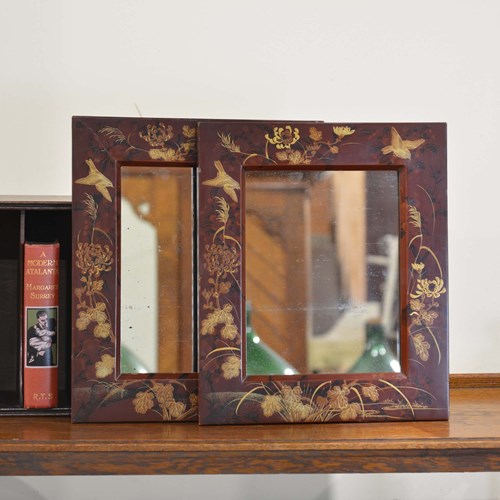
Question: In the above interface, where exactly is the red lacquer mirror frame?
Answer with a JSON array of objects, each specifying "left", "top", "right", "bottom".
[
  {"left": 72, "top": 116, "right": 198, "bottom": 422},
  {"left": 197, "top": 121, "right": 448, "bottom": 425}
]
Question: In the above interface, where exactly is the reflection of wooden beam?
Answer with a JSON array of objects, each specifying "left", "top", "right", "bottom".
[
  {"left": 331, "top": 171, "right": 367, "bottom": 304},
  {"left": 245, "top": 181, "right": 309, "bottom": 373}
]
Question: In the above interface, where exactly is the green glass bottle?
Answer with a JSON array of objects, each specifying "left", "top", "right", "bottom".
[
  {"left": 349, "top": 320, "right": 400, "bottom": 373},
  {"left": 246, "top": 302, "right": 298, "bottom": 376}
]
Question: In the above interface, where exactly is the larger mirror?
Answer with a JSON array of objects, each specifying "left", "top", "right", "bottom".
[
  {"left": 245, "top": 169, "right": 401, "bottom": 376},
  {"left": 198, "top": 121, "right": 448, "bottom": 425}
]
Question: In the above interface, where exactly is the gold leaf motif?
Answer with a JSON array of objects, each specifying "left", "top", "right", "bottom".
[
  {"left": 148, "top": 147, "right": 178, "bottom": 161},
  {"left": 76, "top": 311, "right": 91, "bottom": 331},
  {"left": 219, "top": 281, "right": 231, "bottom": 295},
  {"left": 361, "top": 385, "right": 380, "bottom": 402},
  {"left": 75, "top": 159, "right": 114, "bottom": 202},
  {"left": 93, "top": 322, "right": 111, "bottom": 339},
  {"left": 168, "top": 401, "right": 186, "bottom": 419},
  {"left": 265, "top": 126, "right": 300, "bottom": 150},
  {"left": 221, "top": 355, "right": 240, "bottom": 380},
  {"left": 340, "top": 403, "right": 362, "bottom": 421},
  {"left": 261, "top": 394, "right": 282, "bottom": 417},
  {"left": 309, "top": 127, "right": 323, "bottom": 142},
  {"left": 221, "top": 323, "right": 238, "bottom": 340},
  {"left": 152, "top": 382, "right": 174, "bottom": 404},
  {"left": 382, "top": 127, "right": 425, "bottom": 160},
  {"left": 182, "top": 125, "right": 196, "bottom": 139},
  {"left": 201, "top": 311, "right": 220, "bottom": 335},
  {"left": 326, "top": 385, "right": 349, "bottom": 410},
  {"left": 95, "top": 354, "right": 115, "bottom": 378},
  {"left": 133, "top": 391, "right": 155, "bottom": 414},
  {"left": 413, "top": 333, "right": 431, "bottom": 362}
]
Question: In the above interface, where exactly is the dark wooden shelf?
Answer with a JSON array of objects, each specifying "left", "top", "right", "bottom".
[{"left": 1, "top": 384, "right": 499, "bottom": 475}]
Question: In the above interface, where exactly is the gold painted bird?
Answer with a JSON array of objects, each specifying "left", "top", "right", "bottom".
[
  {"left": 75, "top": 159, "right": 114, "bottom": 202},
  {"left": 382, "top": 127, "right": 425, "bottom": 160},
  {"left": 202, "top": 160, "right": 240, "bottom": 202}
]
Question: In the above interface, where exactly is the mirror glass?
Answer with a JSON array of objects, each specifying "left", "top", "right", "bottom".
[
  {"left": 120, "top": 165, "right": 194, "bottom": 374},
  {"left": 245, "top": 169, "right": 401, "bottom": 375}
]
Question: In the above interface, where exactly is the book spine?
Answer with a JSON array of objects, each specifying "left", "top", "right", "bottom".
[{"left": 23, "top": 243, "right": 60, "bottom": 408}]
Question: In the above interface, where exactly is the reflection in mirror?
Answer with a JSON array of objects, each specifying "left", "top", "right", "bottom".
[
  {"left": 245, "top": 169, "right": 401, "bottom": 376},
  {"left": 120, "top": 165, "right": 194, "bottom": 374}
]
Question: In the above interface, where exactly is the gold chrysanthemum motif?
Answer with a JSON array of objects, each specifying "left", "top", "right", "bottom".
[
  {"left": 204, "top": 243, "right": 239, "bottom": 278},
  {"left": 139, "top": 123, "right": 173, "bottom": 147},
  {"left": 411, "top": 277, "right": 446, "bottom": 299},
  {"left": 333, "top": 126, "right": 355, "bottom": 140},
  {"left": 265, "top": 126, "right": 300, "bottom": 149},
  {"left": 75, "top": 243, "right": 113, "bottom": 278}
]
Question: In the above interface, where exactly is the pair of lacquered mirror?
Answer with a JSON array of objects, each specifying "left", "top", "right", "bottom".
[{"left": 72, "top": 117, "right": 448, "bottom": 424}]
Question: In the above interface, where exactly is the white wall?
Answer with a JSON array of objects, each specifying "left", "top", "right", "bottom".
[{"left": 1, "top": 0, "right": 499, "bottom": 498}]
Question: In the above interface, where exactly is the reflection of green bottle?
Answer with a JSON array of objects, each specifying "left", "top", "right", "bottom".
[
  {"left": 246, "top": 302, "right": 298, "bottom": 376},
  {"left": 349, "top": 320, "right": 400, "bottom": 373},
  {"left": 121, "top": 345, "right": 151, "bottom": 374}
]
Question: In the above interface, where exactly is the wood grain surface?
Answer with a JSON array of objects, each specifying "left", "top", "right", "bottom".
[{"left": 1, "top": 386, "right": 498, "bottom": 475}]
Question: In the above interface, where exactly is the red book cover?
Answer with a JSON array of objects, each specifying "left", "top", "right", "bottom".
[{"left": 23, "top": 243, "right": 59, "bottom": 408}]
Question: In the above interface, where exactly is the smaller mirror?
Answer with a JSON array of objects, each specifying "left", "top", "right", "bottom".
[
  {"left": 120, "top": 165, "right": 194, "bottom": 375},
  {"left": 245, "top": 169, "right": 401, "bottom": 376}
]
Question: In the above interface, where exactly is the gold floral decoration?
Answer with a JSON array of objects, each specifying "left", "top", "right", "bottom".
[
  {"left": 95, "top": 354, "right": 115, "bottom": 378},
  {"left": 412, "top": 333, "right": 431, "bottom": 362},
  {"left": 265, "top": 126, "right": 300, "bottom": 149},
  {"left": 75, "top": 242, "right": 113, "bottom": 278},
  {"left": 411, "top": 277, "right": 446, "bottom": 299},
  {"left": 148, "top": 147, "right": 178, "bottom": 161},
  {"left": 139, "top": 123, "right": 174, "bottom": 147},
  {"left": 309, "top": 127, "right": 323, "bottom": 142},
  {"left": 333, "top": 125, "right": 355, "bottom": 140},
  {"left": 100, "top": 122, "right": 195, "bottom": 163},
  {"left": 408, "top": 205, "right": 446, "bottom": 364},
  {"left": 131, "top": 382, "right": 197, "bottom": 421},
  {"left": 221, "top": 355, "right": 241, "bottom": 380},
  {"left": 182, "top": 125, "right": 196, "bottom": 139}
]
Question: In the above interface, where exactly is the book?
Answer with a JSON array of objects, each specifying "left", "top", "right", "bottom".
[{"left": 23, "top": 242, "right": 60, "bottom": 408}]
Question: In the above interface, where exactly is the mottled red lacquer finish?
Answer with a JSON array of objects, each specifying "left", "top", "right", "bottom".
[
  {"left": 72, "top": 116, "right": 198, "bottom": 422},
  {"left": 198, "top": 122, "right": 448, "bottom": 425}
]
